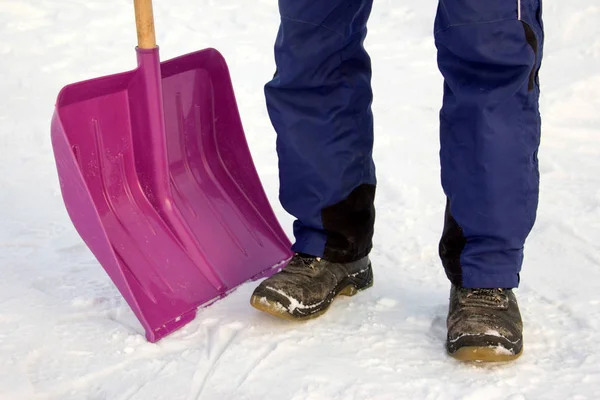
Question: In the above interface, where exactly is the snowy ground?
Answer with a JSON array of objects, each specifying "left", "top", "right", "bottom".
[{"left": 1, "top": 0, "right": 600, "bottom": 399}]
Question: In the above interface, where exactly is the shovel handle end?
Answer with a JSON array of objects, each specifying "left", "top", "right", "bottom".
[{"left": 134, "top": 0, "right": 157, "bottom": 49}]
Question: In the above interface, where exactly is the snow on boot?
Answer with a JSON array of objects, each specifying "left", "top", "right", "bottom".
[
  {"left": 250, "top": 254, "right": 373, "bottom": 320},
  {"left": 446, "top": 285, "right": 523, "bottom": 362}
]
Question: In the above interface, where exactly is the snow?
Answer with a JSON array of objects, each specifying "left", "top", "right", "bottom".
[
  {"left": 263, "top": 287, "right": 323, "bottom": 313},
  {"left": 1, "top": 0, "right": 600, "bottom": 399}
]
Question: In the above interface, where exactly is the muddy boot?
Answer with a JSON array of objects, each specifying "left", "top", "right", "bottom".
[
  {"left": 446, "top": 285, "right": 524, "bottom": 362},
  {"left": 250, "top": 254, "right": 373, "bottom": 320}
]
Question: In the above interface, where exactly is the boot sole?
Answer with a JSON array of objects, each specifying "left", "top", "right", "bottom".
[
  {"left": 449, "top": 346, "right": 523, "bottom": 362},
  {"left": 250, "top": 264, "right": 374, "bottom": 321}
]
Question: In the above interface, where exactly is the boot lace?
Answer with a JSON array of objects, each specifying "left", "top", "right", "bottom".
[
  {"left": 285, "top": 253, "right": 322, "bottom": 272},
  {"left": 466, "top": 288, "right": 506, "bottom": 301},
  {"left": 459, "top": 288, "right": 509, "bottom": 308}
]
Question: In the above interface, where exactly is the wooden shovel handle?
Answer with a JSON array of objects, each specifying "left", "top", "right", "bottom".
[{"left": 134, "top": 0, "right": 157, "bottom": 49}]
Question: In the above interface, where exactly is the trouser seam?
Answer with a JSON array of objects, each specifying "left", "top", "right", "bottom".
[
  {"left": 280, "top": 16, "right": 344, "bottom": 38},
  {"left": 434, "top": 17, "right": 518, "bottom": 36}
]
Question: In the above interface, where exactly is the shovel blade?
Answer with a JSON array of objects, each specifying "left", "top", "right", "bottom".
[{"left": 51, "top": 48, "right": 292, "bottom": 342}]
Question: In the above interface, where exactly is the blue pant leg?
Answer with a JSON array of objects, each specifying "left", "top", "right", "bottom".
[
  {"left": 435, "top": 0, "right": 544, "bottom": 288},
  {"left": 265, "top": 0, "right": 376, "bottom": 262}
]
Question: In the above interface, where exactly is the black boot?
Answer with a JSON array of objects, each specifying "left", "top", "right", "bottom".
[
  {"left": 447, "top": 285, "right": 523, "bottom": 362},
  {"left": 250, "top": 254, "right": 373, "bottom": 320}
]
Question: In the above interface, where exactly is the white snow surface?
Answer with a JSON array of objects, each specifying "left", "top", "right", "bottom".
[{"left": 1, "top": 1, "right": 600, "bottom": 399}]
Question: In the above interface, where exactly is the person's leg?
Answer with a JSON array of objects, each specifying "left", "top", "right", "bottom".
[
  {"left": 265, "top": 0, "right": 376, "bottom": 264},
  {"left": 434, "top": 0, "right": 544, "bottom": 361},
  {"left": 435, "top": 0, "right": 544, "bottom": 289},
  {"left": 251, "top": 0, "right": 376, "bottom": 320}
]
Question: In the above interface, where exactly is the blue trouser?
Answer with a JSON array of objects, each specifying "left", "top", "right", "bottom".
[{"left": 265, "top": 0, "right": 544, "bottom": 288}]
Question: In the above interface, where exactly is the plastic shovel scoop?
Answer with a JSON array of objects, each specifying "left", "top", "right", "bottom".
[{"left": 50, "top": 0, "right": 292, "bottom": 342}]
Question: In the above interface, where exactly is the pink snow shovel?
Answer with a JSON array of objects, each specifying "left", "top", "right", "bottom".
[{"left": 50, "top": 0, "right": 292, "bottom": 342}]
